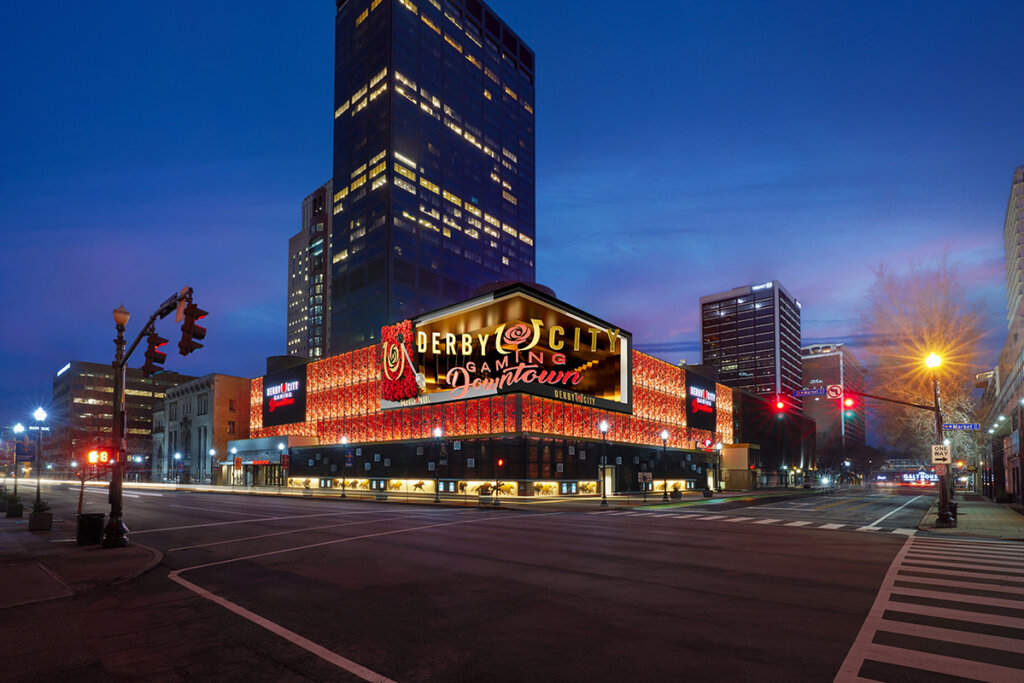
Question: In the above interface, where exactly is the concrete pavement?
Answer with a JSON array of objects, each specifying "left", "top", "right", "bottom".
[
  {"left": 918, "top": 492, "right": 1024, "bottom": 540},
  {"left": 0, "top": 512, "right": 161, "bottom": 611}
]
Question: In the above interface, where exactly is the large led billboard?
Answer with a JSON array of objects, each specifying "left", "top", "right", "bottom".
[
  {"left": 381, "top": 286, "right": 633, "bottom": 413},
  {"left": 685, "top": 372, "right": 718, "bottom": 433},
  {"left": 261, "top": 367, "right": 307, "bottom": 427}
]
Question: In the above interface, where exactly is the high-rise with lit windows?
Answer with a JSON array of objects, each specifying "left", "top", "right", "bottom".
[
  {"left": 330, "top": 0, "right": 536, "bottom": 353},
  {"left": 700, "top": 281, "right": 803, "bottom": 408},
  {"left": 287, "top": 180, "right": 333, "bottom": 359}
]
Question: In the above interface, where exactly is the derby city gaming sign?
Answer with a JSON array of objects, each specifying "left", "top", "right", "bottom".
[
  {"left": 381, "top": 286, "right": 632, "bottom": 413},
  {"left": 262, "top": 367, "right": 307, "bottom": 427}
]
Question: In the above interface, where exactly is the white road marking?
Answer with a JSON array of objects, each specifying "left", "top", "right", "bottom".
[
  {"left": 818, "top": 523, "right": 845, "bottom": 530},
  {"left": 169, "top": 504, "right": 267, "bottom": 517},
  {"left": 785, "top": 521, "right": 812, "bottom": 527},
  {"left": 169, "top": 513, "right": 550, "bottom": 682},
  {"left": 168, "top": 514, "right": 417, "bottom": 551},
  {"left": 722, "top": 517, "right": 753, "bottom": 523},
  {"left": 856, "top": 526, "right": 880, "bottom": 532},
  {"left": 133, "top": 511, "right": 373, "bottom": 534},
  {"left": 860, "top": 494, "right": 923, "bottom": 530},
  {"left": 754, "top": 519, "right": 781, "bottom": 524}
]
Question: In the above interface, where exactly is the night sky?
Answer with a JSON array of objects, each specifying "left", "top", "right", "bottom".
[{"left": 1, "top": 1, "right": 1021, "bottom": 428}]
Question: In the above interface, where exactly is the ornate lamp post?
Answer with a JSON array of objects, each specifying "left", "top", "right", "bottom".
[
  {"left": 599, "top": 420, "right": 610, "bottom": 507},
  {"left": 103, "top": 304, "right": 131, "bottom": 548},
  {"left": 208, "top": 449, "right": 216, "bottom": 486},
  {"left": 433, "top": 427, "right": 442, "bottom": 503},
  {"left": 33, "top": 408, "right": 47, "bottom": 504},
  {"left": 660, "top": 429, "right": 669, "bottom": 502},
  {"left": 277, "top": 443, "right": 285, "bottom": 489},
  {"left": 230, "top": 447, "right": 237, "bottom": 486},
  {"left": 12, "top": 422, "right": 25, "bottom": 496},
  {"left": 340, "top": 436, "right": 349, "bottom": 498}
]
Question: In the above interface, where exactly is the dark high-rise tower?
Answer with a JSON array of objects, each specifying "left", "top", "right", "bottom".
[
  {"left": 700, "top": 281, "right": 803, "bottom": 407},
  {"left": 330, "top": 0, "right": 536, "bottom": 353}
]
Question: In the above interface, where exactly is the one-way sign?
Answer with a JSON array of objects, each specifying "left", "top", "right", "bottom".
[{"left": 931, "top": 445, "right": 952, "bottom": 464}]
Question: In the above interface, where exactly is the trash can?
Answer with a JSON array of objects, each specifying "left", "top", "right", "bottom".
[{"left": 77, "top": 513, "right": 106, "bottom": 546}]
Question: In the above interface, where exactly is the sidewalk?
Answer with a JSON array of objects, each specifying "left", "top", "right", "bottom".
[
  {"left": 0, "top": 513, "right": 162, "bottom": 611},
  {"left": 918, "top": 493, "right": 1024, "bottom": 541}
]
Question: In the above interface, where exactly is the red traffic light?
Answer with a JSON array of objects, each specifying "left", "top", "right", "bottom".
[
  {"left": 497, "top": 458, "right": 505, "bottom": 467},
  {"left": 776, "top": 400, "right": 785, "bottom": 410},
  {"left": 142, "top": 330, "right": 169, "bottom": 377},
  {"left": 844, "top": 397, "right": 855, "bottom": 407}
]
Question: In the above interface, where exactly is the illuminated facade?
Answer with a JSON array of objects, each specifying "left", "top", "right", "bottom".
[
  {"left": 700, "top": 281, "right": 802, "bottom": 409},
  {"left": 251, "top": 284, "right": 733, "bottom": 496},
  {"left": 287, "top": 180, "right": 333, "bottom": 359},
  {"left": 330, "top": 0, "right": 536, "bottom": 353}
]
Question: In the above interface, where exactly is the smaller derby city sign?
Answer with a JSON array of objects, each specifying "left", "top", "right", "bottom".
[
  {"left": 380, "top": 285, "right": 632, "bottom": 413},
  {"left": 261, "top": 367, "right": 307, "bottom": 428}
]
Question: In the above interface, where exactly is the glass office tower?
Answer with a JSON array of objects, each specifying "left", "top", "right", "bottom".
[
  {"left": 330, "top": 0, "right": 536, "bottom": 353},
  {"left": 700, "top": 281, "right": 803, "bottom": 409}
]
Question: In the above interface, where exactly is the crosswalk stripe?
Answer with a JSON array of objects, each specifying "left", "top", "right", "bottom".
[
  {"left": 819, "top": 523, "right": 845, "bottom": 529},
  {"left": 895, "top": 574, "right": 1024, "bottom": 595},
  {"left": 907, "top": 548, "right": 1024, "bottom": 562},
  {"left": 854, "top": 642, "right": 1024, "bottom": 683},
  {"left": 891, "top": 528, "right": 916, "bottom": 536},
  {"left": 754, "top": 519, "right": 781, "bottom": 524},
  {"left": 901, "top": 558, "right": 1024, "bottom": 576},
  {"left": 785, "top": 521, "right": 811, "bottom": 526},
  {"left": 889, "top": 585, "right": 1024, "bottom": 610},
  {"left": 894, "top": 565, "right": 1024, "bottom": 583},
  {"left": 881, "top": 601, "right": 1024, "bottom": 629},
  {"left": 722, "top": 517, "right": 753, "bottom": 522},
  {"left": 866, "top": 616, "right": 1024, "bottom": 653}
]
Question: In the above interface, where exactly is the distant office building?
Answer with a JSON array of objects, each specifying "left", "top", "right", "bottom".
[
  {"left": 700, "top": 281, "right": 802, "bottom": 408},
  {"left": 49, "top": 360, "right": 195, "bottom": 469},
  {"left": 330, "top": 0, "right": 536, "bottom": 353},
  {"left": 288, "top": 180, "right": 333, "bottom": 359},
  {"left": 801, "top": 343, "right": 867, "bottom": 469},
  {"left": 152, "top": 374, "right": 251, "bottom": 484}
]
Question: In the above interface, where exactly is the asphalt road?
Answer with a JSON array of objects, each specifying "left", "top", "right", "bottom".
[{"left": 3, "top": 483, "right": 1019, "bottom": 682}]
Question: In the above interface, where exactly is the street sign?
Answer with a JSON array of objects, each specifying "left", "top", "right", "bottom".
[
  {"left": 793, "top": 387, "right": 826, "bottom": 398},
  {"left": 826, "top": 385, "right": 844, "bottom": 399},
  {"left": 942, "top": 423, "right": 980, "bottom": 431},
  {"left": 934, "top": 463, "right": 948, "bottom": 476},
  {"left": 345, "top": 453, "right": 354, "bottom": 467},
  {"left": 638, "top": 472, "right": 653, "bottom": 483},
  {"left": 931, "top": 445, "right": 952, "bottom": 464}
]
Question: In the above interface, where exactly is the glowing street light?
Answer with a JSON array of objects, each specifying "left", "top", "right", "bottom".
[
  {"left": 660, "top": 429, "right": 669, "bottom": 502},
  {"left": 926, "top": 352, "right": 955, "bottom": 527},
  {"left": 12, "top": 423, "right": 24, "bottom": 496},
  {"left": 432, "top": 427, "right": 443, "bottom": 503},
  {"left": 340, "top": 436, "right": 349, "bottom": 498},
  {"left": 599, "top": 420, "right": 610, "bottom": 507}
]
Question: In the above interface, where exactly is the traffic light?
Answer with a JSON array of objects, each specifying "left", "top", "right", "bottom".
[
  {"left": 843, "top": 396, "right": 855, "bottom": 418},
  {"left": 775, "top": 397, "right": 785, "bottom": 419},
  {"left": 179, "top": 302, "right": 208, "bottom": 356},
  {"left": 142, "top": 331, "right": 169, "bottom": 377},
  {"left": 497, "top": 458, "right": 505, "bottom": 468}
]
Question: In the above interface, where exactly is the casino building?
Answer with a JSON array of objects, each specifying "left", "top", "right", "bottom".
[{"left": 240, "top": 283, "right": 734, "bottom": 497}]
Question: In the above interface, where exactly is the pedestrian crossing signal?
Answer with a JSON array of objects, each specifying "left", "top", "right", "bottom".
[{"left": 87, "top": 450, "right": 111, "bottom": 465}]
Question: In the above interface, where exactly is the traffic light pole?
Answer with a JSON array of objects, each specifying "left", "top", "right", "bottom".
[{"left": 103, "top": 288, "right": 194, "bottom": 548}]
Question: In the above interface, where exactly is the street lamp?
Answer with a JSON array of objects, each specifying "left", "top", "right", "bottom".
[
  {"left": 32, "top": 407, "right": 47, "bottom": 505},
  {"left": 927, "top": 353, "right": 955, "bottom": 527},
  {"left": 277, "top": 443, "right": 285, "bottom": 489},
  {"left": 599, "top": 420, "right": 609, "bottom": 507},
  {"left": 340, "top": 436, "right": 349, "bottom": 498},
  {"left": 103, "top": 304, "right": 131, "bottom": 548},
  {"left": 433, "top": 427, "right": 442, "bottom": 503},
  {"left": 209, "top": 449, "right": 216, "bottom": 485},
  {"left": 230, "top": 447, "right": 238, "bottom": 486},
  {"left": 12, "top": 423, "right": 24, "bottom": 496},
  {"left": 174, "top": 452, "right": 182, "bottom": 484},
  {"left": 660, "top": 430, "right": 669, "bottom": 501}
]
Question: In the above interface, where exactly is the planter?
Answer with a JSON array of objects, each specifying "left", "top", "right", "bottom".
[
  {"left": 6, "top": 502, "right": 24, "bottom": 518},
  {"left": 669, "top": 490, "right": 682, "bottom": 500},
  {"left": 702, "top": 489, "right": 713, "bottom": 498},
  {"left": 29, "top": 511, "right": 53, "bottom": 531}
]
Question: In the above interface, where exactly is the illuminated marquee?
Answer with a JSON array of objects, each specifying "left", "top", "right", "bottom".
[
  {"left": 261, "top": 367, "right": 307, "bottom": 427},
  {"left": 381, "top": 285, "right": 633, "bottom": 413},
  {"left": 685, "top": 372, "right": 718, "bottom": 432}
]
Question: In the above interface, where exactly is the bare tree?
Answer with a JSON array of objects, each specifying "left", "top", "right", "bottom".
[{"left": 860, "top": 258, "right": 987, "bottom": 464}]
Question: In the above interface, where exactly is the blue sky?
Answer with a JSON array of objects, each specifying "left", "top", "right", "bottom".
[{"left": 1, "top": 0, "right": 1020, "bottom": 424}]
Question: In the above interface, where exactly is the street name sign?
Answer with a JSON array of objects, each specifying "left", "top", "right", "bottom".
[
  {"left": 931, "top": 445, "right": 952, "bottom": 464},
  {"left": 793, "top": 387, "right": 826, "bottom": 397},
  {"left": 942, "top": 423, "right": 980, "bottom": 431}
]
